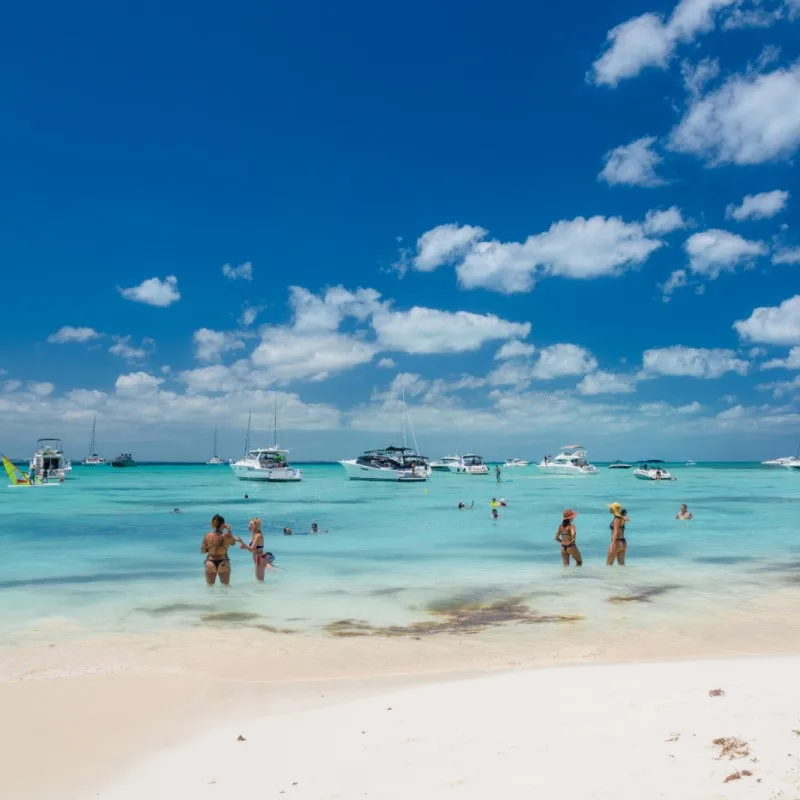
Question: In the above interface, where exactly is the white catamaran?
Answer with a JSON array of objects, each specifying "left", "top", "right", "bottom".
[
  {"left": 82, "top": 416, "right": 106, "bottom": 465},
  {"left": 207, "top": 427, "right": 225, "bottom": 465}
]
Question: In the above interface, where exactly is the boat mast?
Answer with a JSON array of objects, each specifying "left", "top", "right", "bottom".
[
  {"left": 212, "top": 427, "right": 218, "bottom": 459},
  {"left": 243, "top": 411, "right": 252, "bottom": 457},
  {"left": 401, "top": 389, "right": 421, "bottom": 454},
  {"left": 89, "top": 416, "right": 96, "bottom": 455},
  {"left": 273, "top": 398, "right": 279, "bottom": 449}
]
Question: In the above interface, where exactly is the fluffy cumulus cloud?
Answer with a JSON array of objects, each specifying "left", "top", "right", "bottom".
[
  {"left": 495, "top": 340, "right": 536, "bottom": 360},
  {"left": 193, "top": 328, "right": 247, "bottom": 362},
  {"left": 643, "top": 206, "right": 687, "bottom": 234},
  {"left": 762, "top": 346, "right": 800, "bottom": 370},
  {"left": 642, "top": 345, "right": 749, "bottom": 378},
  {"left": 734, "top": 295, "right": 800, "bottom": 345},
  {"left": 119, "top": 275, "right": 180, "bottom": 307},
  {"left": 576, "top": 371, "right": 638, "bottom": 395},
  {"left": 28, "top": 381, "right": 55, "bottom": 398},
  {"left": 115, "top": 372, "right": 164, "bottom": 396},
  {"left": 47, "top": 326, "right": 102, "bottom": 344},
  {"left": 598, "top": 136, "right": 666, "bottom": 187},
  {"left": 239, "top": 305, "right": 263, "bottom": 327},
  {"left": 457, "top": 215, "right": 664, "bottom": 293},
  {"left": 377, "top": 357, "right": 396, "bottom": 369},
  {"left": 222, "top": 261, "right": 253, "bottom": 281},
  {"left": 590, "top": 0, "right": 737, "bottom": 87},
  {"left": 725, "top": 190, "right": 790, "bottom": 221},
  {"left": 669, "top": 62, "right": 800, "bottom": 165},
  {"left": 532, "top": 344, "right": 598, "bottom": 380},
  {"left": 109, "top": 335, "right": 154, "bottom": 362},
  {"left": 411, "top": 224, "right": 488, "bottom": 272},
  {"left": 756, "top": 374, "right": 800, "bottom": 398},
  {"left": 772, "top": 247, "right": 800, "bottom": 265},
  {"left": 371, "top": 308, "right": 530, "bottom": 355},
  {"left": 684, "top": 229, "right": 767, "bottom": 277}
]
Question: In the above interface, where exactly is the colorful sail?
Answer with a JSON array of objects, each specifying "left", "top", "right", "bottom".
[{"left": 3, "top": 455, "right": 32, "bottom": 484}]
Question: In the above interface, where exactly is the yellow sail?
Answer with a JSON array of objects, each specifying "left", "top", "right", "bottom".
[{"left": 2, "top": 455, "right": 31, "bottom": 484}]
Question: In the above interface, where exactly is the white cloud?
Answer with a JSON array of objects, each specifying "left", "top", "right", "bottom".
[
  {"left": 681, "top": 56, "right": 720, "bottom": 98},
  {"left": 725, "top": 190, "right": 790, "bottom": 221},
  {"left": 240, "top": 305, "right": 263, "bottom": 326},
  {"left": 748, "top": 347, "right": 768, "bottom": 358},
  {"left": 532, "top": 344, "right": 598, "bottom": 380},
  {"left": 762, "top": 346, "right": 800, "bottom": 369},
  {"left": 676, "top": 400, "right": 702, "bottom": 413},
  {"left": 772, "top": 247, "right": 800, "bottom": 265},
  {"left": 722, "top": 4, "right": 791, "bottom": 29},
  {"left": 598, "top": 137, "right": 666, "bottom": 187},
  {"left": 669, "top": 62, "right": 800, "bottom": 165},
  {"left": 577, "top": 371, "right": 637, "bottom": 395},
  {"left": 486, "top": 361, "right": 536, "bottom": 388},
  {"left": 193, "top": 328, "right": 247, "bottom": 362},
  {"left": 3, "top": 379, "right": 23, "bottom": 393},
  {"left": 457, "top": 215, "right": 663, "bottom": 293},
  {"left": 684, "top": 229, "right": 767, "bottom": 277},
  {"left": 590, "top": 0, "right": 736, "bottom": 87},
  {"left": 109, "top": 335, "right": 154, "bottom": 362},
  {"left": 642, "top": 345, "right": 749, "bottom": 378},
  {"left": 28, "top": 381, "right": 54, "bottom": 398},
  {"left": 222, "top": 261, "right": 253, "bottom": 281},
  {"left": 377, "top": 357, "right": 396, "bottom": 369},
  {"left": 290, "top": 286, "right": 383, "bottom": 332},
  {"left": 47, "top": 326, "right": 102, "bottom": 344},
  {"left": 660, "top": 268, "right": 688, "bottom": 301},
  {"left": 643, "top": 206, "right": 687, "bottom": 234},
  {"left": 371, "top": 307, "right": 530, "bottom": 355},
  {"left": 412, "top": 224, "right": 488, "bottom": 272},
  {"left": 119, "top": 275, "right": 180, "bottom": 307},
  {"left": 115, "top": 372, "right": 164, "bottom": 397},
  {"left": 756, "top": 374, "right": 800, "bottom": 398},
  {"left": 495, "top": 340, "right": 536, "bottom": 360},
  {"left": 734, "top": 295, "right": 800, "bottom": 345}
]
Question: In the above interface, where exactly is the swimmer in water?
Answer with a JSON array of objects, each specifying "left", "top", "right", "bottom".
[
  {"left": 236, "top": 518, "right": 272, "bottom": 581},
  {"left": 283, "top": 527, "right": 292, "bottom": 536},
  {"left": 492, "top": 507, "right": 499, "bottom": 520},
  {"left": 555, "top": 509, "right": 582, "bottom": 567},
  {"left": 200, "top": 515, "right": 236, "bottom": 586},
  {"left": 458, "top": 501, "right": 475, "bottom": 509},
  {"left": 675, "top": 504, "right": 693, "bottom": 520},
  {"left": 170, "top": 508, "right": 182, "bottom": 514},
  {"left": 311, "top": 522, "right": 319, "bottom": 533}
]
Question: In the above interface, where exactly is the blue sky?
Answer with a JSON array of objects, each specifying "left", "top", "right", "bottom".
[{"left": 2, "top": 0, "right": 800, "bottom": 461}]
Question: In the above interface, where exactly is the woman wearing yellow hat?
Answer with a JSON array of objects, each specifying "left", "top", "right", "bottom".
[{"left": 607, "top": 502, "right": 628, "bottom": 566}]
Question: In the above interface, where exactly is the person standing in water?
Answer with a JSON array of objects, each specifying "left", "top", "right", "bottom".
[
  {"left": 201, "top": 514, "right": 236, "bottom": 586},
  {"left": 606, "top": 502, "right": 628, "bottom": 566},
  {"left": 675, "top": 504, "right": 693, "bottom": 520},
  {"left": 236, "top": 517, "right": 271, "bottom": 581},
  {"left": 555, "top": 509, "right": 582, "bottom": 567},
  {"left": 495, "top": 464, "right": 502, "bottom": 483}
]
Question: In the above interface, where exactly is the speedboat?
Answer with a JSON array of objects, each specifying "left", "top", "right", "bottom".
[
  {"left": 230, "top": 448, "right": 302, "bottom": 482},
  {"left": 430, "top": 454, "right": 489, "bottom": 474},
  {"left": 111, "top": 453, "right": 136, "bottom": 467},
  {"left": 430, "top": 455, "right": 461, "bottom": 472},
  {"left": 207, "top": 427, "right": 225, "bottom": 465},
  {"left": 762, "top": 456, "right": 798, "bottom": 468},
  {"left": 503, "top": 458, "right": 529, "bottom": 467},
  {"left": 30, "top": 438, "right": 70, "bottom": 481},
  {"left": 608, "top": 460, "right": 633, "bottom": 470},
  {"left": 537, "top": 445, "right": 598, "bottom": 475},
  {"left": 633, "top": 463, "right": 676, "bottom": 481},
  {"left": 340, "top": 447, "right": 428, "bottom": 481},
  {"left": 81, "top": 417, "right": 106, "bottom": 466}
]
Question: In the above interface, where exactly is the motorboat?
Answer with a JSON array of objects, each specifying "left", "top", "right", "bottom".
[
  {"left": 111, "top": 453, "right": 136, "bottom": 467},
  {"left": 30, "top": 438, "right": 70, "bottom": 481},
  {"left": 685, "top": 460, "right": 696, "bottom": 466},
  {"left": 81, "top": 417, "right": 106, "bottom": 466},
  {"left": 503, "top": 458, "right": 530, "bottom": 467},
  {"left": 207, "top": 427, "right": 225, "bottom": 465},
  {"left": 608, "top": 460, "right": 633, "bottom": 470},
  {"left": 761, "top": 456, "right": 799, "bottom": 468},
  {"left": 339, "top": 447, "right": 428, "bottom": 482},
  {"left": 430, "top": 455, "right": 461, "bottom": 472},
  {"left": 3, "top": 455, "right": 61, "bottom": 487},
  {"left": 633, "top": 463, "right": 676, "bottom": 481},
  {"left": 229, "top": 407, "right": 302, "bottom": 482},
  {"left": 537, "top": 445, "right": 598, "bottom": 475}
]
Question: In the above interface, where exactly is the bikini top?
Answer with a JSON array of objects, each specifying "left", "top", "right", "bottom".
[
  {"left": 249, "top": 536, "right": 264, "bottom": 550},
  {"left": 610, "top": 518, "right": 625, "bottom": 532}
]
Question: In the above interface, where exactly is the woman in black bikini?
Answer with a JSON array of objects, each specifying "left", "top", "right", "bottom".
[
  {"left": 555, "top": 509, "right": 582, "bottom": 566},
  {"left": 201, "top": 514, "right": 236, "bottom": 586},
  {"left": 607, "top": 502, "right": 628, "bottom": 566}
]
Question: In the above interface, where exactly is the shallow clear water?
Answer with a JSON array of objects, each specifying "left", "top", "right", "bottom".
[{"left": 3, "top": 463, "right": 799, "bottom": 642}]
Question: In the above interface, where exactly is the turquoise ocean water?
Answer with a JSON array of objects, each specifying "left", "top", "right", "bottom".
[{"left": 2, "top": 462, "right": 799, "bottom": 643}]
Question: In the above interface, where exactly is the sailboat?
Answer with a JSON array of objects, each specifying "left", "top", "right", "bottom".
[
  {"left": 82, "top": 417, "right": 106, "bottom": 465},
  {"left": 3, "top": 455, "right": 60, "bottom": 487},
  {"left": 207, "top": 427, "right": 225, "bottom": 465},
  {"left": 229, "top": 404, "right": 303, "bottom": 482}
]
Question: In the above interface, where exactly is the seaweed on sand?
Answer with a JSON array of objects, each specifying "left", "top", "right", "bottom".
[{"left": 713, "top": 737, "right": 750, "bottom": 760}]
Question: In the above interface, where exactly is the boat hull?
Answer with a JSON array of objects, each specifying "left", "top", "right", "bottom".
[
  {"left": 537, "top": 464, "right": 598, "bottom": 475},
  {"left": 230, "top": 464, "right": 302, "bottom": 482},
  {"left": 633, "top": 469, "right": 676, "bottom": 481},
  {"left": 339, "top": 460, "right": 426, "bottom": 482}
]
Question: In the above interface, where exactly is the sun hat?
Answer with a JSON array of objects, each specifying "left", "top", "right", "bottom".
[
  {"left": 608, "top": 502, "right": 624, "bottom": 515},
  {"left": 562, "top": 509, "right": 578, "bottom": 520}
]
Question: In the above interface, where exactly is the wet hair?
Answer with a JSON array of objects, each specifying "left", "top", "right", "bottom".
[
  {"left": 561, "top": 518, "right": 572, "bottom": 528},
  {"left": 311, "top": 522, "right": 318, "bottom": 530},
  {"left": 250, "top": 517, "right": 262, "bottom": 534},
  {"left": 211, "top": 514, "right": 225, "bottom": 531}
]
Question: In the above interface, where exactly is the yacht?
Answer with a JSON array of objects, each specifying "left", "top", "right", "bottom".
[
  {"left": 207, "top": 427, "right": 225, "bottom": 465},
  {"left": 81, "top": 417, "right": 106, "bottom": 466},
  {"left": 229, "top": 407, "right": 302, "bottom": 482},
  {"left": 455, "top": 454, "right": 489, "bottom": 474},
  {"left": 633, "top": 463, "right": 676, "bottom": 481},
  {"left": 761, "top": 456, "right": 799, "bottom": 468},
  {"left": 339, "top": 447, "right": 427, "bottom": 482},
  {"left": 608, "top": 460, "right": 632, "bottom": 469},
  {"left": 537, "top": 445, "right": 598, "bottom": 475},
  {"left": 430, "top": 455, "right": 461, "bottom": 472},
  {"left": 30, "top": 438, "right": 70, "bottom": 481},
  {"left": 503, "top": 458, "right": 530, "bottom": 467},
  {"left": 111, "top": 453, "right": 136, "bottom": 467}
]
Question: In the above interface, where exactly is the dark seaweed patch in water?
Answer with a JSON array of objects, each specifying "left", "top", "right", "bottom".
[
  {"left": 251, "top": 624, "right": 297, "bottom": 634},
  {"left": 201, "top": 611, "right": 261, "bottom": 624},
  {"left": 370, "top": 587, "right": 404, "bottom": 596},
  {"left": 141, "top": 603, "right": 212, "bottom": 616},
  {"left": 324, "top": 597, "right": 582, "bottom": 638},
  {"left": 608, "top": 585, "right": 681, "bottom": 604},
  {"left": 693, "top": 555, "right": 751, "bottom": 565}
]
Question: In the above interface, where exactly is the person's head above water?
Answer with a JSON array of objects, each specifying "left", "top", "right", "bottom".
[
  {"left": 311, "top": 522, "right": 318, "bottom": 532},
  {"left": 680, "top": 504, "right": 688, "bottom": 512},
  {"left": 244, "top": 494, "right": 249, "bottom": 500},
  {"left": 283, "top": 527, "right": 292, "bottom": 535}
]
